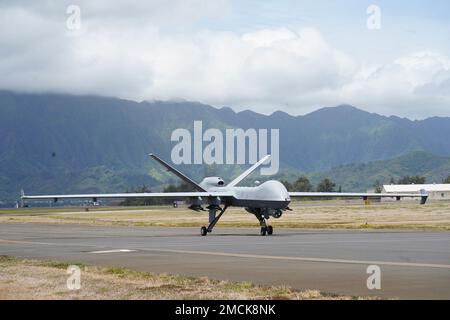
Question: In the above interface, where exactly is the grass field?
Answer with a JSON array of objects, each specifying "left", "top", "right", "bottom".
[
  {"left": 0, "top": 256, "right": 367, "bottom": 300},
  {"left": 1, "top": 200, "right": 450, "bottom": 230}
]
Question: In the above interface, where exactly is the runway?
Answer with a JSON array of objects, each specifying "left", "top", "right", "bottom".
[{"left": 1, "top": 223, "right": 449, "bottom": 299}]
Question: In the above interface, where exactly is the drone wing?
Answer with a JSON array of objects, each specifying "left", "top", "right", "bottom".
[
  {"left": 289, "top": 191, "right": 428, "bottom": 204},
  {"left": 22, "top": 191, "right": 233, "bottom": 202},
  {"left": 149, "top": 153, "right": 207, "bottom": 192}
]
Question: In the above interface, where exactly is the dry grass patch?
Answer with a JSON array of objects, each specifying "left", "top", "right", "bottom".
[
  {"left": 0, "top": 256, "right": 370, "bottom": 300},
  {"left": 1, "top": 201, "right": 449, "bottom": 230}
]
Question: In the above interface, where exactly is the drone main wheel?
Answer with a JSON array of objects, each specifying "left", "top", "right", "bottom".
[
  {"left": 200, "top": 226, "right": 208, "bottom": 236},
  {"left": 260, "top": 227, "right": 267, "bottom": 236},
  {"left": 267, "top": 225, "right": 273, "bottom": 235}
]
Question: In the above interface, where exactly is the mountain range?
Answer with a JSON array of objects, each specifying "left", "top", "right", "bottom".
[{"left": 1, "top": 90, "right": 450, "bottom": 204}]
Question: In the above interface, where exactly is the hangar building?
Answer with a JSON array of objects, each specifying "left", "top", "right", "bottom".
[{"left": 383, "top": 184, "right": 450, "bottom": 200}]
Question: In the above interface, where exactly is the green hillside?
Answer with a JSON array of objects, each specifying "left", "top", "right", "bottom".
[{"left": 306, "top": 151, "right": 450, "bottom": 192}]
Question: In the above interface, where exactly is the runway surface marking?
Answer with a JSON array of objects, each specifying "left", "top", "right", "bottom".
[
  {"left": 0, "top": 239, "right": 53, "bottom": 246},
  {"left": 89, "top": 249, "right": 136, "bottom": 254},
  {"left": 2, "top": 237, "right": 450, "bottom": 269},
  {"left": 144, "top": 248, "right": 450, "bottom": 269},
  {"left": 0, "top": 238, "right": 98, "bottom": 248}
]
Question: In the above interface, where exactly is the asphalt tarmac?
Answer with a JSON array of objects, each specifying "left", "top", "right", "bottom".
[{"left": 1, "top": 223, "right": 449, "bottom": 299}]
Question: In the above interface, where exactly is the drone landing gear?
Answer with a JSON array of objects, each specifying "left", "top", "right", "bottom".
[
  {"left": 255, "top": 214, "right": 273, "bottom": 236},
  {"left": 200, "top": 205, "right": 228, "bottom": 236}
]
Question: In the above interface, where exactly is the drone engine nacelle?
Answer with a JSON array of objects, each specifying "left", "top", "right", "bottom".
[{"left": 199, "top": 177, "right": 225, "bottom": 189}]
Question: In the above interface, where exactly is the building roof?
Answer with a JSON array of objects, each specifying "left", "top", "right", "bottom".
[{"left": 383, "top": 184, "right": 450, "bottom": 192}]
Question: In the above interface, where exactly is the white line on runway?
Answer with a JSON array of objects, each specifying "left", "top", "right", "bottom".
[
  {"left": 3, "top": 238, "right": 449, "bottom": 269},
  {"left": 144, "top": 248, "right": 450, "bottom": 269},
  {"left": 0, "top": 239, "right": 53, "bottom": 245},
  {"left": 89, "top": 249, "right": 136, "bottom": 254}
]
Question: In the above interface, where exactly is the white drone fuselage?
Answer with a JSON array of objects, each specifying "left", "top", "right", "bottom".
[{"left": 200, "top": 177, "right": 290, "bottom": 210}]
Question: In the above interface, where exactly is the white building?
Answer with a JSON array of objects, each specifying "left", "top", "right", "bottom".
[{"left": 383, "top": 184, "right": 450, "bottom": 200}]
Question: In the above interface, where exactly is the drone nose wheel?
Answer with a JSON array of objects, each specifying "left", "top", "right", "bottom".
[
  {"left": 200, "top": 226, "right": 208, "bottom": 236},
  {"left": 260, "top": 227, "right": 267, "bottom": 236},
  {"left": 260, "top": 225, "right": 273, "bottom": 236}
]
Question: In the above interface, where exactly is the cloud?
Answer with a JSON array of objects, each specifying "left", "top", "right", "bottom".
[
  {"left": 0, "top": 1, "right": 449, "bottom": 119},
  {"left": 338, "top": 51, "right": 450, "bottom": 117}
]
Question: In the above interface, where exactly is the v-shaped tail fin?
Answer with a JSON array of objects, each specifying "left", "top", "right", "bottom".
[{"left": 226, "top": 155, "right": 271, "bottom": 188}]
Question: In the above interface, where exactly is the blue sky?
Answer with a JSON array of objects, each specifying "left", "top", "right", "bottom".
[{"left": 200, "top": 0, "right": 450, "bottom": 62}]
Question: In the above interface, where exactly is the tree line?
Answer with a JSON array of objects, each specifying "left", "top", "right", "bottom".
[
  {"left": 280, "top": 177, "right": 338, "bottom": 192},
  {"left": 283, "top": 174, "right": 450, "bottom": 193}
]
